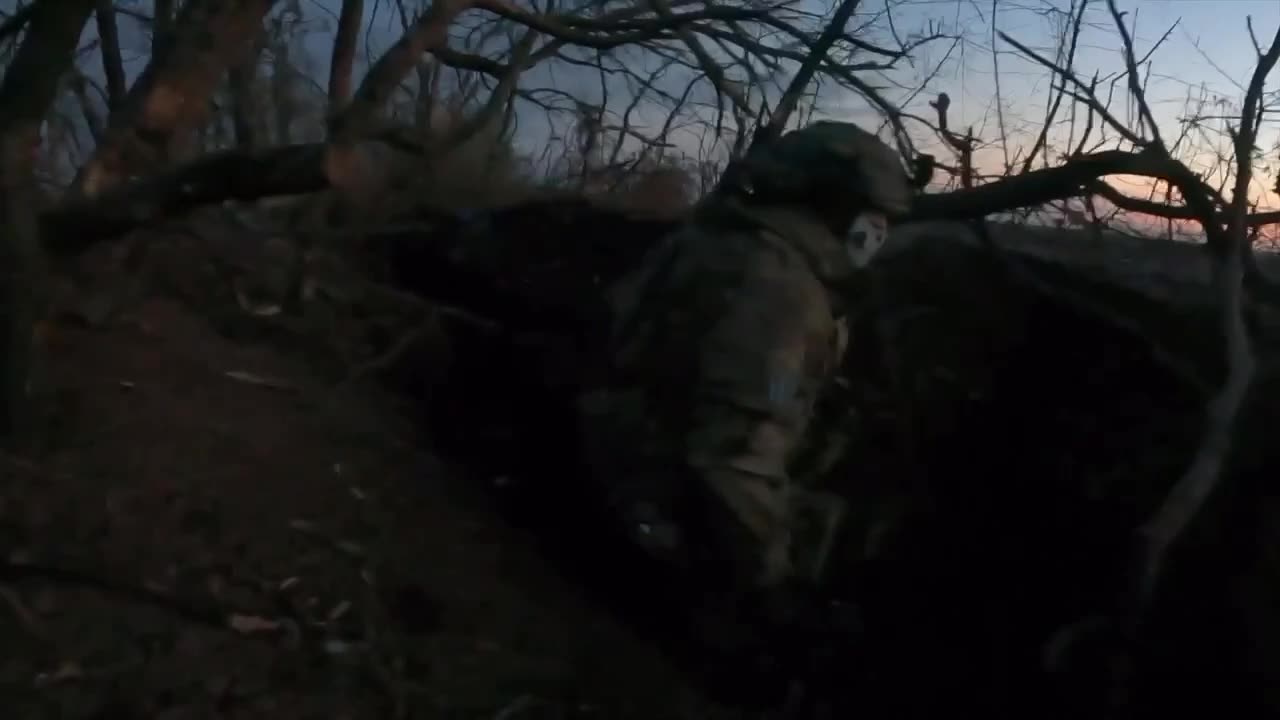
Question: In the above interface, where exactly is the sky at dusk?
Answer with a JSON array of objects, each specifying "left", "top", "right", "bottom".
[
  {"left": 889, "top": 0, "right": 1280, "bottom": 210},
  {"left": 335, "top": 0, "right": 1280, "bottom": 212},
  {"left": 3, "top": 0, "right": 1278, "bottom": 214}
]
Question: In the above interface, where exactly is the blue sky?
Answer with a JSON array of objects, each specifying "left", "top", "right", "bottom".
[
  {"left": 319, "top": 0, "right": 1280, "bottom": 204},
  {"left": 3, "top": 0, "right": 1278, "bottom": 208},
  {"left": 828, "top": 0, "right": 1280, "bottom": 208},
  {"left": 391, "top": 0, "right": 1280, "bottom": 207}
]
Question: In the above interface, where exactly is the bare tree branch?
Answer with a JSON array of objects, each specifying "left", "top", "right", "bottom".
[
  {"left": 153, "top": 0, "right": 174, "bottom": 54},
  {"left": 68, "top": 70, "right": 104, "bottom": 143},
  {"left": 72, "top": 0, "right": 280, "bottom": 198},
  {"left": 647, "top": 0, "right": 750, "bottom": 123},
  {"left": 0, "top": 0, "right": 97, "bottom": 440},
  {"left": 1137, "top": 18, "right": 1280, "bottom": 605},
  {"left": 1105, "top": 0, "right": 1165, "bottom": 151},
  {"left": 1022, "top": 0, "right": 1087, "bottom": 174},
  {"left": 328, "top": 0, "right": 365, "bottom": 111},
  {"left": 43, "top": 144, "right": 329, "bottom": 252},
  {"left": 0, "top": 1, "right": 37, "bottom": 44},
  {"left": 93, "top": 0, "right": 126, "bottom": 110},
  {"left": 437, "top": 28, "right": 538, "bottom": 152},
  {"left": 328, "top": 0, "right": 476, "bottom": 142},
  {"left": 758, "top": 0, "right": 861, "bottom": 143}
]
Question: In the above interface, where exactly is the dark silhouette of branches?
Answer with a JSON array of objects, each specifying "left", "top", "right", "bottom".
[
  {"left": 1135, "top": 11, "right": 1280, "bottom": 622},
  {"left": 92, "top": 0, "right": 125, "bottom": 111},
  {"left": 4, "top": 5, "right": 1280, "bottom": 717},
  {"left": 327, "top": 0, "right": 365, "bottom": 111},
  {"left": 72, "top": 0, "right": 280, "bottom": 198},
  {"left": 755, "top": 0, "right": 862, "bottom": 145},
  {"left": 0, "top": 1, "right": 38, "bottom": 45},
  {"left": 0, "top": 0, "right": 97, "bottom": 440},
  {"left": 982, "top": 4, "right": 1280, "bottom": 714}
]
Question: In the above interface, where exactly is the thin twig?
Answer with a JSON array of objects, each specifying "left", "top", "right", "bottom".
[{"left": 758, "top": 0, "right": 863, "bottom": 143}]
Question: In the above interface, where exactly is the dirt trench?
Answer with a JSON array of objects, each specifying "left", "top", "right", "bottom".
[{"left": 0, "top": 296, "right": 734, "bottom": 720}]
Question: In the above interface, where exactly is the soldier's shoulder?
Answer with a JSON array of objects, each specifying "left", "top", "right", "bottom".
[{"left": 652, "top": 217, "right": 754, "bottom": 259}]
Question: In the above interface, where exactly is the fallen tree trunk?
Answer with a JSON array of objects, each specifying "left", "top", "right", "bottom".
[{"left": 38, "top": 141, "right": 1280, "bottom": 260}]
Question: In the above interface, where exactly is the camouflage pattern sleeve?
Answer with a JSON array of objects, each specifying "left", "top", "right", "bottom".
[{"left": 593, "top": 221, "right": 846, "bottom": 589}]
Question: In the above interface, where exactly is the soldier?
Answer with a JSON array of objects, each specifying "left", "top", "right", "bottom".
[{"left": 578, "top": 121, "right": 917, "bottom": 608}]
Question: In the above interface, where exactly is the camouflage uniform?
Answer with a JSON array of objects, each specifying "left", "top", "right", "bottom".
[{"left": 579, "top": 122, "right": 914, "bottom": 591}]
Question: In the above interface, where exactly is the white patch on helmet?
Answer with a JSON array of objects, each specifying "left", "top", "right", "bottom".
[{"left": 845, "top": 212, "right": 889, "bottom": 268}]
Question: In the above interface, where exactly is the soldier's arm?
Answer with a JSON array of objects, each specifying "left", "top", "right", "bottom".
[{"left": 681, "top": 233, "right": 842, "bottom": 588}]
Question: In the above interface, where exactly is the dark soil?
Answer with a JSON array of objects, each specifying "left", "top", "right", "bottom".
[
  {"left": 6, "top": 206, "right": 1280, "bottom": 720},
  {"left": 0, "top": 296, "right": 732, "bottom": 720}
]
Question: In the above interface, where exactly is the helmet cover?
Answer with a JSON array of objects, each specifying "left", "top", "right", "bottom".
[{"left": 735, "top": 121, "right": 913, "bottom": 217}]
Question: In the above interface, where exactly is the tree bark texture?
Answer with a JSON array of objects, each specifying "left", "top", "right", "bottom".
[
  {"left": 327, "top": 0, "right": 364, "bottom": 111},
  {"left": 73, "top": 0, "right": 278, "bottom": 199},
  {"left": 0, "top": 0, "right": 97, "bottom": 441}
]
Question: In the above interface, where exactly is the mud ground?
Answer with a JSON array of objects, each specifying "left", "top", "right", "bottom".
[{"left": 0, "top": 297, "right": 736, "bottom": 720}]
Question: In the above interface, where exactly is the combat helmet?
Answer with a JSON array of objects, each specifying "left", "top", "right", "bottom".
[{"left": 721, "top": 120, "right": 915, "bottom": 218}]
